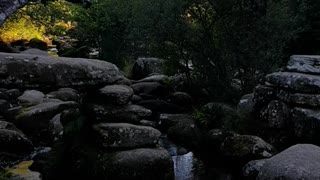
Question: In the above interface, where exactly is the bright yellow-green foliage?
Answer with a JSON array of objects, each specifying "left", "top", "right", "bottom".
[
  {"left": 0, "top": 17, "right": 45, "bottom": 42},
  {"left": 0, "top": 0, "right": 79, "bottom": 43},
  {"left": 48, "top": 51, "right": 59, "bottom": 57}
]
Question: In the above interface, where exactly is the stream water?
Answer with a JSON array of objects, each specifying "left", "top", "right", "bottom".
[
  {"left": 159, "top": 135, "right": 236, "bottom": 180},
  {"left": 10, "top": 136, "right": 236, "bottom": 180}
]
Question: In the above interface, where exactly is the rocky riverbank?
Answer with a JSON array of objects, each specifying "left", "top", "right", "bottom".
[{"left": 1, "top": 50, "right": 320, "bottom": 180}]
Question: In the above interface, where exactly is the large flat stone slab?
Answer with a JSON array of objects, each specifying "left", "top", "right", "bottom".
[
  {"left": 277, "top": 90, "right": 320, "bottom": 107},
  {"left": 0, "top": 53, "right": 123, "bottom": 90},
  {"left": 266, "top": 72, "right": 320, "bottom": 93},
  {"left": 287, "top": 55, "right": 320, "bottom": 74}
]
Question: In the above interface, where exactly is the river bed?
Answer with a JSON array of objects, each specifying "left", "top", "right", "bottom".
[{"left": 159, "top": 135, "right": 236, "bottom": 180}]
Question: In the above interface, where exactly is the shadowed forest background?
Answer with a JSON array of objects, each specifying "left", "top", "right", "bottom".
[
  {"left": 1, "top": 0, "right": 320, "bottom": 180},
  {"left": 2, "top": 0, "right": 320, "bottom": 104}
]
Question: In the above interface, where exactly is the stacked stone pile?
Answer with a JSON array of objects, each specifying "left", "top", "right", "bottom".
[
  {"left": 81, "top": 83, "right": 173, "bottom": 179},
  {"left": 0, "top": 52, "right": 173, "bottom": 179},
  {"left": 240, "top": 55, "right": 320, "bottom": 146}
]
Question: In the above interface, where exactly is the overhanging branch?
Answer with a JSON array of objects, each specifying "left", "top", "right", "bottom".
[{"left": 0, "top": 0, "right": 29, "bottom": 26}]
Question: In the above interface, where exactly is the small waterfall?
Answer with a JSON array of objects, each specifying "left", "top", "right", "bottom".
[{"left": 159, "top": 134, "right": 235, "bottom": 180}]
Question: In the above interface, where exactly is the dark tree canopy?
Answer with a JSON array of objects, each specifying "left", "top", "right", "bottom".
[
  {"left": 1, "top": 0, "right": 320, "bottom": 103},
  {"left": 0, "top": 0, "right": 90, "bottom": 26},
  {"left": 0, "top": 0, "right": 28, "bottom": 26}
]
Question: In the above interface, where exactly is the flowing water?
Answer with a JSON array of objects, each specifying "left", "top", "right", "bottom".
[{"left": 159, "top": 135, "right": 235, "bottom": 180}]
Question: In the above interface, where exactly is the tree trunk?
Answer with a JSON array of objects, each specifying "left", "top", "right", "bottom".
[{"left": 0, "top": 0, "right": 29, "bottom": 26}]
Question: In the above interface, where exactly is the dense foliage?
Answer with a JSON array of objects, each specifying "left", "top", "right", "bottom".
[
  {"left": 71, "top": 0, "right": 319, "bottom": 102},
  {"left": 71, "top": 0, "right": 187, "bottom": 68},
  {"left": 0, "top": 171, "right": 10, "bottom": 180},
  {"left": 2, "top": 0, "right": 320, "bottom": 102},
  {"left": 0, "top": 0, "right": 79, "bottom": 42}
]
